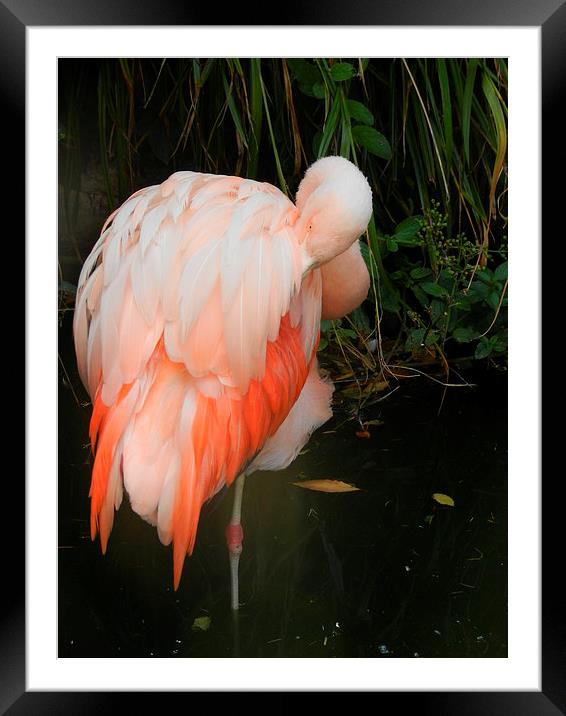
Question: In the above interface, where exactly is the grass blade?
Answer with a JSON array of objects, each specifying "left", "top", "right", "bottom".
[
  {"left": 437, "top": 59, "right": 453, "bottom": 175},
  {"left": 317, "top": 92, "right": 341, "bottom": 158},
  {"left": 222, "top": 74, "right": 249, "bottom": 150},
  {"left": 462, "top": 59, "right": 479, "bottom": 165},
  {"left": 403, "top": 59, "right": 450, "bottom": 201},
  {"left": 260, "top": 73, "right": 288, "bottom": 194},
  {"left": 482, "top": 71, "right": 507, "bottom": 220},
  {"left": 247, "top": 59, "right": 263, "bottom": 179}
]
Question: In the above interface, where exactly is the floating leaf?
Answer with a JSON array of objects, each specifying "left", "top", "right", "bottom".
[
  {"left": 291, "top": 480, "right": 361, "bottom": 493},
  {"left": 432, "top": 493, "right": 455, "bottom": 507},
  {"left": 191, "top": 616, "right": 211, "bottom": 632}
]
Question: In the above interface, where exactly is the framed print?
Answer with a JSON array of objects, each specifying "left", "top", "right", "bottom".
[{"left": 12, "top": 0, "right": 554, "bottom": 711}]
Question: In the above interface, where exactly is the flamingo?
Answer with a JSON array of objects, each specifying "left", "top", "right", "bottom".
[{"left": 73, "top": 156, "right": 372, "bottom": 610}]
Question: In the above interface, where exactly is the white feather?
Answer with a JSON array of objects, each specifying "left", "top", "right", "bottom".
[
  {"left": 102, "top": 233, "right": 122, "bottom": 287},
  {"left": 139, "top": 203, "right": 167, "bottom": 256},
  {"left": 130, "top": 241, "right": 162, "bottom": 325},
  {"left": 178, "top": 238, "right": 222, "bottom": 337}
]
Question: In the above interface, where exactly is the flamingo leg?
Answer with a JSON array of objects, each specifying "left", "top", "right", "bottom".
[{"left": 225, "top": 473, "right": 246, "bottom": 611}]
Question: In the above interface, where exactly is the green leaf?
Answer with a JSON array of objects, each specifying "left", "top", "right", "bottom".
[
  {"left": 389, "top": 269, "right": 406, "bottom": 280},
  {"left": 350, "top": 306, "right": 371, "bottom": 331},
  {"left": 330, "top": 62, "right": 356, "bottom": 81},
  {"left": 312, "top": 82, "right": 326, "bottom": 99},
  {"left": 386, "top": 237, "right": 399, "bottom": 252},
  {"left": 430, "top": 299, "right": 445, "bottom": 326},
  {"left": 191, "top": 616, "right": 211, "bottom": 632},
  {"left": 433, "top": 492, "right": 455, "bottom": 507},
  {"left": 452, "top": 297, "right": 472, "bottom": 312},
  {"left": 476, "top": 268, "right": 494, "bottom": 285},
  {"left": 474, "top": 337, "right": 492, "bottom": 359},
  {"left": 405, "top": 328, "right": 426, "bottom": 351},
  {"left": 336, "top": 327, "right": 357, "bottom": 339},
  {"left": 351, "top": 125, "right": 392, "bottom": 160},
  {"left": 394, "top": 215, "right": 424, "bottom": 243},
  {"left": 345, "top": 99, "right": 374, "bottom": 125},
  {"left": 405, "top": 328, "right": 438, "bottom": 351},
  {"left": 486, "top": 291, "right": 500, "bottom": 311},
  {"left": 412, "top": 285, "right": 429, "bottom": 307},
  {"left": 287, "top": 59, "right": 321, "bottom": 87},
  {"left": 490, "top": 332, "right": 508, "bottom": 353},
  {"left": 452, "top": 326, "right": 478, "bottom": 343},
  {"left": 467, "top": 281, "right": 490, "bottom": 302},
  {"left": 380, "top": 283, "right": 401, "bottom": 313},
  {"left": 410, "top": 267, "right": 432, "bottom": 280},
  {"left": 421, "top": 282, "right": 448, "bottom": 298},
  {"left": 494, "top": 261, "right": 508, "bottom": 282}
]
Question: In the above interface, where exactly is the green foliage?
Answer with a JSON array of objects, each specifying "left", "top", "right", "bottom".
[
  {"left": 380, "top": 199, "right": 508, "bottom": 363},
  {"left": 58, "top": 57, "right": 508, "bottom": 373}
]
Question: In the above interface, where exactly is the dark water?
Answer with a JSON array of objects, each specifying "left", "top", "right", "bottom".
[{"left": 59, "top": 322, "right": 507, "bottom": 658}]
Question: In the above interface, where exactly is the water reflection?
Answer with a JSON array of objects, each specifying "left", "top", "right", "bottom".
[{"left": 59, "top": 325, "right": 507, "bottom": 658}]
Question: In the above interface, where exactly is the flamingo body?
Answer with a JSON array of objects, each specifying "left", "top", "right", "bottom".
[{"left": 74, "top": 157, "right": 372, "bottom": 589}]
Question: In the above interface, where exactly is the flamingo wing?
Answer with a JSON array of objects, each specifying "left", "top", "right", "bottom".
[{"left": 73, "top": 172, "right": 322, "bottom": 588}]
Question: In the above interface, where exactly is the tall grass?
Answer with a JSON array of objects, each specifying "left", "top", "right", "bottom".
[{"left": 59, "top": 58, "right": 508, "bottom": 382}]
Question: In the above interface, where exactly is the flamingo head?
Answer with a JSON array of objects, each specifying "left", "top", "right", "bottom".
[{"left": 295, "top": 156, "right": 373, "bottom": 268}]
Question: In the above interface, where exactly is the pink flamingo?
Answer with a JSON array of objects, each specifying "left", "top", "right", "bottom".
[{"left": 73, "top": 156, "right": 372, "bottom": 610}]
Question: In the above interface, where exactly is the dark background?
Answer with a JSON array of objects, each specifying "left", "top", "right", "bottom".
[{"left": 8, "top": 0, "right": 555, "bottom": 712}]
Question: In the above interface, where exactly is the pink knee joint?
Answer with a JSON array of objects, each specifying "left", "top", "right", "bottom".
[{"left": 225, "top": 523, "right": 244, "bottom": 553}]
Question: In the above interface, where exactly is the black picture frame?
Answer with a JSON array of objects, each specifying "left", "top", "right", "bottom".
[{"left": 12, "top": 1, "right": 554, "bottom": 711}]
